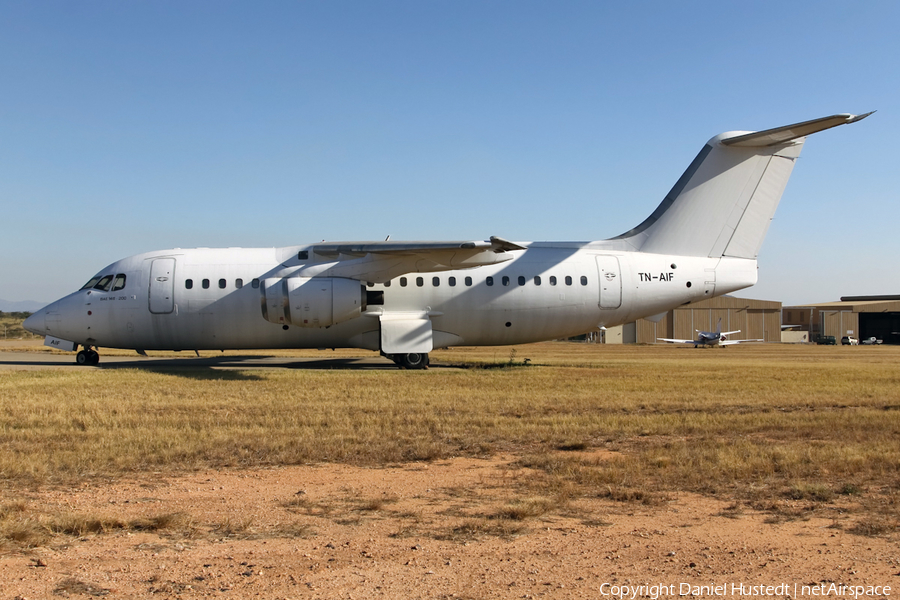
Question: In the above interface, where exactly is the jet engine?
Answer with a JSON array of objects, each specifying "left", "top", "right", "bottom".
[{"left": 261, "top": 277, "right": 366, "bottom": 328}]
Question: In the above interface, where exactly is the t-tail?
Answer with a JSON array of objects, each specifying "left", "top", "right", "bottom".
[{"left": 611, "top": 113, "right": 873, "bottom": 258}]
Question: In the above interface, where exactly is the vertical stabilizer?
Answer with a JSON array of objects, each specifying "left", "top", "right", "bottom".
[{"left": 612, "top": 113, "right": 872, "bottom": 258}]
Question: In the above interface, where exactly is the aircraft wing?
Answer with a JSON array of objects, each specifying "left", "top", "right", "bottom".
[
  {"left": 301, "top": 236, "right": 527, "bottom": 283},
  {"left": 719, "top": 339, "right": 763, "bottom": 346},
  {"left": 721, "top": 330, "right": 741, "bottom": 337},
  {"left": 657, "top": 338, "right": 697, "bottom": 344}
]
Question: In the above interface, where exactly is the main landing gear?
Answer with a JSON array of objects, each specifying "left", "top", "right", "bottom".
[
  {"left": 75, "top": 346, "right": 100, "bottom": 366},
  {"left": 386, "top": 352, "right": 430, "bottom": 370}
]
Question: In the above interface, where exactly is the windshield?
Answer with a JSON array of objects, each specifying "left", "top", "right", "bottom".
[
  {"left": 80, "top": 277, "right": 102, "bottom": 290},
  {"left": 93, "top": 275, "right": 114, "bottom": 292},
  {"left": 81, "top": 273, "right": 127, "bottom": 292}
]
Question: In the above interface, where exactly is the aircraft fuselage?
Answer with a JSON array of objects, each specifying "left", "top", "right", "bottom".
[{"left": 31, "top": 244, "right": 755, "bottom": 353}]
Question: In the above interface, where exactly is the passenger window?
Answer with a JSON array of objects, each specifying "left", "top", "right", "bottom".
[
  {"left": 202, "top": 279, "right": 210, "bottom": 289},
  {"left": 502, "top": 276, "right": 510, "bottom": 286},
  {"left": 185, "top": 279, "right": 193, "bottom": 290},
  {"left": 416, "top": 277, "right": 424, "bottom": 287},
  {"left": 534, "top": 276, "right": 541, "bottom": 286},
  {"left": 518, "top": 276, "right": 526, "bottom": 286},
  {"left": 565, "top": 276, "right": 572, "bottom": 286},
  {"left": 81, "top": 277, "right": 102, "bottom": 290},
  {"left": 486, "top": 276, "right": 494, "bottom": 286},
  {"left": 465, "top": 276, "right": 472, "bottom": 286},
  {"left": 550, "top": 276, "right": 557, "bottom": 286},
  {"left": 400, "top": 277, "right": 408, "bottom": 287},
  {"left": 218, "top": 278, "right": 226, "bottom": 289},
  {"left": 448, "top": 276, "right": 456, "bottom": 287},
  {"left": 297, "top": 250, "right": 309, "bottom": 260},
  {"left": 112, "top": 274, "right": 126, "bottom": 291},
  {"left": 235, "top": 278, "right": 243, "bottom": 289},
  {"left": 581, "top": 275, "right": 588, "bottom": 286},
  {"left": 367, "top": 282, "right": 375, "bottom": 288},
  {"left": 94, "top": 275, "right": 114, "bottom": 292},
  {"left": 384, "top": 280, "right": 391, "bottom": 287},
  {"left": 251, "top": 278, "right": 260, "bottom": 289},
  {"left": 432, "top": 277, "right": 440, "bottom": 287}
]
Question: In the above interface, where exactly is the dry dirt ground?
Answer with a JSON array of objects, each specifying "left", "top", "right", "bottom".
[{"left": 2, "top": 455, "right": 898, "bottom": 600}]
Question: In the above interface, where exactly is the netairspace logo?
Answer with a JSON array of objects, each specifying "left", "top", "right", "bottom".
[{"left": 599, "top": 582, "right": 892, "bottom": 599}]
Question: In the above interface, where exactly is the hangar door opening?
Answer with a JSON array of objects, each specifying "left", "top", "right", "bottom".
[
  {"left": 595, "top": 255, "right": 621, "bottom": 309},
  {"left": 860, "top": 312, "right": 900, "bottom": 345},
  {"left": 149, "top": 258, "right": 176, "bottom": 314}
]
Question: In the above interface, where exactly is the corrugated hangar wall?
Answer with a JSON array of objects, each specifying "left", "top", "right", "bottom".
[
  {"left": 635, "top": 296, "right": 781, "bottom": 344},
  {"left": 821, "top": 311, "right": 858, "bottom": 340}
]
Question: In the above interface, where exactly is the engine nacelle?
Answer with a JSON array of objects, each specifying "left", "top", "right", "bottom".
[{"left": 261, "top": 277, "right": 366, "bottom": 327}]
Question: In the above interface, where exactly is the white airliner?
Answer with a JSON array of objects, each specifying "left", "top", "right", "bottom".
[
  {"left": 657, "top": 318, "right": 762, "bottom": 347},
  {"left": 24, "top": 113, "right": 871, "bottom": 368}
]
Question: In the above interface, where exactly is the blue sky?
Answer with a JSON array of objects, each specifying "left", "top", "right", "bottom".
[{"left": 1, "top": 1, "right": 896, "bottom": 306}]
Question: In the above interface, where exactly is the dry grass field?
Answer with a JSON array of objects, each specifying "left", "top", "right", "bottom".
[
  {"left": 1, "top": 342, "right": 898, "bottom": 548},
  {"left": 2, "top": 342, "right": 899, "bottom": 598}
]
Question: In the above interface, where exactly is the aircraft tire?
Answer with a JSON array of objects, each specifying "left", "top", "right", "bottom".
[
  {"left": 76, "top": 349, "right": 100, "bottom": 365},
  {"left": 395, "top": 353, "right": 429, "bottom": 370}
]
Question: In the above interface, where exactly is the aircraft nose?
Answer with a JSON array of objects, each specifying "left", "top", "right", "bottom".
[
  {"left": 22, "top": 300, "right": 60, "bottom": 336},
  {"left": 23, "top": 310, "right": 46, "bottom": 335}
]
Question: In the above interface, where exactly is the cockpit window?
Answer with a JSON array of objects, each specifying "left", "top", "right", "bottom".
[
  {"left": 112, "top": 274, "right": 127, "bottom": 291},
  {"left": 93, "top": 275, "right": 114, "bottom": 292},
  {"left": 80, "top": 277, "right": 102, "bottom": 290}
]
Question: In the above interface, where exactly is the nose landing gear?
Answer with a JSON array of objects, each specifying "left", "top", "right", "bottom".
[{"left": 76, "top": 346, "right": 100, "bottom": 366}]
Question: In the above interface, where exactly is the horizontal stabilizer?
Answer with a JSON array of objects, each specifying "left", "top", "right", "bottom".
[{"left": 722, "top": 112, "right": 874, "bottom": 147}]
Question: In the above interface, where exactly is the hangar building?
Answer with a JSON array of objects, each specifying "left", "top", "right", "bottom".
[
  {"left": 604, "top": 296, "right": 782, "bottom": 344},
  {"left": 782, "top": 296, "right": 900, "bottom": 344}
]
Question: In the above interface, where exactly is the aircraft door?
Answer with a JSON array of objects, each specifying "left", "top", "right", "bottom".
[
  {"left": 149, "top": 258, "right": 176, "bottom": 314},
  {"left": 595, "top": 255, "right": 622, "bottom": 309}
]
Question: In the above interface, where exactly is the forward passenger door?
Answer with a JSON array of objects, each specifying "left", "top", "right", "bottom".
[{"left": 149, "top": 258, "right": 176, "bottom": 314}]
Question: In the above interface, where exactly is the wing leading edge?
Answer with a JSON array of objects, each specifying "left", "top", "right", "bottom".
[{"left": 300, "top": 236, "right": 527, "bottom": 283}]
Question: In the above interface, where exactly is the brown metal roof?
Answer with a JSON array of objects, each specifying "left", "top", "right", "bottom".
[
  {"left": 784, "top": 300, "right": 900, "bottom": 313},
  {"left": 680, "top": 295, "right": 781, "bottom": 310}
]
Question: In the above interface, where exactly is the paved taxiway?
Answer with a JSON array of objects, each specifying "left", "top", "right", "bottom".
[{"left": 0, "top": 349, "right": 397, "bottom": 371}]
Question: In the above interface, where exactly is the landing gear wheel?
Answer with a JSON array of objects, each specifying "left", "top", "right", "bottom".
[
  {"left": 76, "top": 349, "right": 100, "bottom": 366},
  {"left": 394, "top": 352, "right": 429, "bottom": 370}
]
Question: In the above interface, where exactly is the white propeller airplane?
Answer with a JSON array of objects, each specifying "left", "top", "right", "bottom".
[
  {"left": 24, "top": 112, "right": 871, "bottom": 368},
  {"left": 657, "top": 318, "right": 762, "bottom": 347}
]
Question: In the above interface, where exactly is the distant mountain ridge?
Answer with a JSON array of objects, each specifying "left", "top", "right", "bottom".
[{"left": 0, "top": 299, "right": 46, "bottom": 313}]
